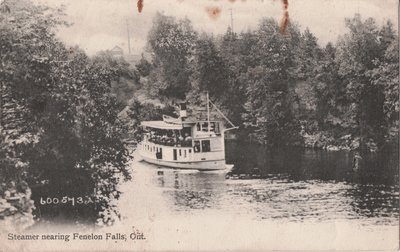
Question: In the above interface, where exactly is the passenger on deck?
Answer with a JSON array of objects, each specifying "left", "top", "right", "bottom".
[
  {"left": 167, "top": 139, "right": 174, "bottom": 146},
  {"left": 194, "top": 141, "right": 200, "bottom": 152},
  {"left": 184, "top": 133, "right": 192, "bottom": 147},
  {"left": 177, "top": 135, "right": 184, "bottom": 146}
]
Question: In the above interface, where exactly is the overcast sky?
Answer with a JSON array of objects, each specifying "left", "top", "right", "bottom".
[{"left": 38, "top": 0, "right": 398, "bottom": 55}]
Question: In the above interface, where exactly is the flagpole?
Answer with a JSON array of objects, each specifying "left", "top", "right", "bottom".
[{"left": 207, "top": 91, "right": 210, "bottom": 132}]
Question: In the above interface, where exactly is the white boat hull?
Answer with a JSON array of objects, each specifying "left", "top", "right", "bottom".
[
  {"left": 139, "top": 139, "right": 228, "bottom": 170},
  {"left": 140, "top": 156, "right": 227, "bottom": 170}
]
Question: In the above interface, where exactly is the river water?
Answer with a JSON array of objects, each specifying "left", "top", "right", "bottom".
[
  {"left": 224, "top": 141, "right": 399, "bottom": 224},
  {"left": 9, "top": 141, "right": 399, "bottom": 251},
  {"left": 109, "top": 141, "right": 398, "bottom": 250}
]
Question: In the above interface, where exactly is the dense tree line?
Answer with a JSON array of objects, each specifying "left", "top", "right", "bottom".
[
  {"left": 93, "top": 51, "right": 140, "bottom": 110},
  {"left": 0, "top": 0, "right": 130, "bottom": 227},
  {"left": 137, "top": 13, "right": 398, "bottom": 152}
]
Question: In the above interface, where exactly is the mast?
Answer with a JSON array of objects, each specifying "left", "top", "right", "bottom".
[{"left": 207, "top": 91, "right": 210, "bottom": 132}]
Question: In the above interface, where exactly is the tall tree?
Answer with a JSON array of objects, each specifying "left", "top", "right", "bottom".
[
  {"left": 335, "top": 14, "right": 392, "bottom": 150},
  {"left": 190, "top": 34, "right": 229, "bottom": 100},
  {"left": 93, "top": 50, "right": 139, "bottom": 109},
  {"left": 293, "top": 28, "right": 323, "bottom": 128},
  {"left": 217, "top": 30, "right": 257, "bottom": 126},
  {"left": 147, "top": 13, "right": 197, "bottom": 99},
  {"left": 243, "top": 19, "right": 302, "bottom": 146},
  {"left": 368, "top": 25, "right": 399, "bottom": 144}
]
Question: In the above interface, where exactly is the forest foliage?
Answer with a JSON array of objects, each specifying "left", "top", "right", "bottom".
[
  {"left": 136, "top": 12, "right": 398, "bottom": 151},
  {"left": 0, "top": 0, "right": 130, "bottom": 227}
]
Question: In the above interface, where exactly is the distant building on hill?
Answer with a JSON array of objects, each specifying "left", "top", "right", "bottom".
[{"left": 110, "top": 46, "right": 123, "bottom": 57}]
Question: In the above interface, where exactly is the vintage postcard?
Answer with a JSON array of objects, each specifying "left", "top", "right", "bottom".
[{"left": 0, "top": 0, "right": 399, "bottom": 251}]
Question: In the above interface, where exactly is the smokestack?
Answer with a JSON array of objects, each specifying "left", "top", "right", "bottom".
[{"left": 179, "top": 103, "right": 187, "bottom": 120}]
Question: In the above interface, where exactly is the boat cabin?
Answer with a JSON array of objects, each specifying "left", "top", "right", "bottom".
[
  {"left": 138, "top": 94, "right": 237, "bottom": 170},
  {"left": 140, "top": 118, "right": 226, "bottom": 169}
]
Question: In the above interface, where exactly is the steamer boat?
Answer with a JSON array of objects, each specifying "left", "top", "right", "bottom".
[{"left": 138, "top": 93, "right": 237, "bottom": 170}]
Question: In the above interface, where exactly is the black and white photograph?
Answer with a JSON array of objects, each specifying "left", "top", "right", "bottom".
[{"left": 0, "top": 0, "right": 399, "bottom": 251}]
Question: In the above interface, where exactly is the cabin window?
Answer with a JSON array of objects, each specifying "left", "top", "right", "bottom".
[
  {"left": 189, "top": 149, "right": 192, "bottom": 154},
  {"left": 184, "top": 150, "right": 187, "bottom": 158},
  {"left": 210, "top": 122, "right": 215, "bottom": 132},
  {"left": 194, "top": 141, "right": 201, "bottom": 153},
  {"left": 156, "top": 147, "right": 162, "bottom": 159},
  {"left": 196, "top": 123, "right": 201, "bottom": 131},
  {"left": 173, "top": 149, "right": 177, "bottom": 160},
  {"left": 201, "top": 122, "right": 209, "bottom": 132},
  {"left": 201, "top": 140, "right": 211, "bottom": 152},
  {"left": 215, "top": 122, "right": 220, "bottom": 134},
  {"left": 179, "top": 149, "right": 182, "bottom": 156},
  {"left": 183, "top": 127, "right": 192, "bottom": 137},
  {"left": 210, "top": 122, "right": 220, "bottom": 134}
]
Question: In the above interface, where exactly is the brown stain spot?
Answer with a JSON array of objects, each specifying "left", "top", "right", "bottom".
[
  {"left": 205, "top": 7, "right": 222, "bottom": 20},
  {"left": 137, "top": 0, "right": 144, "bottom": 13},
  {"left": 280, "top": 11, "right": 289, "bottom": 34},
  {"left": 280, "top": 0, "right": 289, "bottom": 34},
  {"left": 282, "top": 0, "right": 288, "bottom": 10}
]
